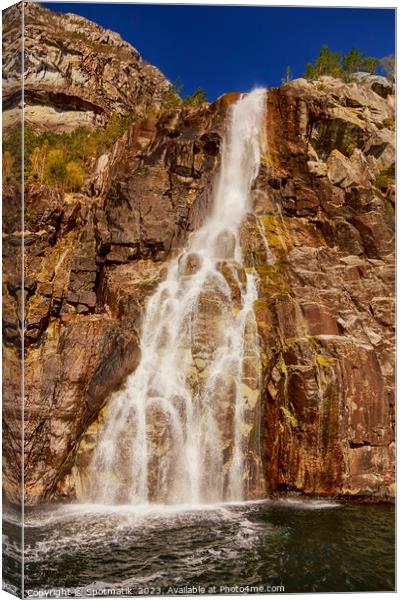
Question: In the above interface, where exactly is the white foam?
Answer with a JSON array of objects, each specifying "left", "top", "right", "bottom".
[{"left": 270, "top": 497, "right": 341, "bottom": 510}]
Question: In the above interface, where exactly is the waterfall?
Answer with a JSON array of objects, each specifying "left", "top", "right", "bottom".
[{"left": 85, "top": 89, "right": 267, "bottom": 505}]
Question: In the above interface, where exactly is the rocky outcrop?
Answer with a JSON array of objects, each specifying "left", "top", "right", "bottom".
[
  {"left": 3, "top": 2, "right": 171, "bottom": 133},
  {"left": 2, "top": 5, "right": 395, "bottom": 505}
]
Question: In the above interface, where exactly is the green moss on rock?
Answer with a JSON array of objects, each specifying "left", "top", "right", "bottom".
[{"left": 280, "top": 406, "right": 299, "bottom": 428}]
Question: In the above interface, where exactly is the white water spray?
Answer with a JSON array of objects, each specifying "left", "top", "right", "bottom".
[{"left": 85, "top": 89, "right": 267, "bottom": 505}]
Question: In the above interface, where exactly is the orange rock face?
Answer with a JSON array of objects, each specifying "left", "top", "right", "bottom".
[{"left": 255, "top": 78, "right": 394, "bottom": 500}]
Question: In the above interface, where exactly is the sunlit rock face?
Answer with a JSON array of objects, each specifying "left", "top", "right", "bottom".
[
  {"left": 253, "top": 76, "right": 395, "bottom": 500},
  {"left": 3, "top": 2, "right": 171, "bottom": 133},
  {"left": 2, "top": 4, "right": 394, "bottom": 506}
]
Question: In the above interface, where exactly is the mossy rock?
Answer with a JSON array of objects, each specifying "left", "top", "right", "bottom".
[
  {"left": 374, "top": 165, "right": 395, "bottom": 192},
  {"left": 253, "top": 298, "right": 273, "bottom": 331},
  {"left": 282, "top": 335, "right": 321, "bottom": 352},
  {"left": 254, "top": 260, "right": 291, "bottom": 299},
  {"left": 280, "top": 406, "right": 299, "bottom": 429},
  {"left": 315, "top": 354, "right": 335, "bottom": 368},
  {"left": 258, "top": 214, "right": 290, "bottom": 255}
]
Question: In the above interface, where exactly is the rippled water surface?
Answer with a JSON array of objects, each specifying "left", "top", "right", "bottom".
[{"left": 3, "top": 499, "right": 395, "bottom": 596}]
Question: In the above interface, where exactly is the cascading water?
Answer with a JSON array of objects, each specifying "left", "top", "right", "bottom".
[{"left": 84, "top": 89, "right": 267, "bottom": 505}]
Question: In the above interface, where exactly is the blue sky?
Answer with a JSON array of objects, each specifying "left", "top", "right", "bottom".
[{"left": 43, "top": 2, "right": 395, "bottom": 101}]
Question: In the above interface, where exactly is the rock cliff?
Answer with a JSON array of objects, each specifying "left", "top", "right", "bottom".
[
  {"left": 3, "top": 2, "right": 171, "bottom": 133},
  {"left": 256, "top": 77, "right": 394, "bottom": 498},
  {"left": 2, "top": 4, "right": 395, "bottom": 505}
]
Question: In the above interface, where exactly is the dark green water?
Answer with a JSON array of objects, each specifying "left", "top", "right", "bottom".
[{"left": 3, "top": 498, "right": 395, "bottom": 596}]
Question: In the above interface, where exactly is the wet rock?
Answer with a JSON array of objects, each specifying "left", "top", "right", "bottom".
[
  {"left": 178, "top": 252, "right": 202, "bottom": 276},
  {"left": 213, "top": 230, "right": 236, "bottom": 259}
]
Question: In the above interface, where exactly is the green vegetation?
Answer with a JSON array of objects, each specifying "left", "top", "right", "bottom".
[
  {"left": 344, "top": 141, "right": 358, "bottom": 156},
  {"left": 162, "top": 79, "right": 207, "bottom": 109},
  {"left": 3, "top": 111, "right": 139, "bottom": 191},
  {"left": 2, "top": 150, "right": 15, "bottom": 183},
  {"left": 374, "top": 165, "right": 395, "bottom": 192},
  {"left": 3, "top": 76, "right": 208, "bottom": 191},
  {"left": 161, "top": 79, "right": 184, "bottom": 108},
  {"left": 66, "top": 31, "right": 114, "bottom": 56},
  {"left": 305, "top": 46, "right": 342, "bottom": 80},
  {"left": 183, "top": 87, "right": 207, "bottom": 107},
  {"left": 2, "top": 126, "right": 22, "bottom": 184},
  {"left": 378, "top": 117, "right": 395, "bottom": 131},
  {"left": 342, "top": 47, "right": 378, "bottom": 77},
  {"left": 304, "top": 45, "right": 379, "bottom": 81}
]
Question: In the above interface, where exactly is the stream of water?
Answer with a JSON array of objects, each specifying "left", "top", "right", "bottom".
[{"left": 84, "top": 89, "right": 267, "bottom": 505}]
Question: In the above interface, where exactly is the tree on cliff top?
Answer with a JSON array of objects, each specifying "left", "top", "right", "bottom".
[
  {"left": 342, "top": 47, "right": 379, "bottom": 76},
  {"left": 304, "top": 45, "right": 379, "bottom": 81},
  {"left": 305, "top": 45, "right": 343, "bottom": 79},
  {"left": 163, "top": 80, "right": 207, "bottom": 108}
]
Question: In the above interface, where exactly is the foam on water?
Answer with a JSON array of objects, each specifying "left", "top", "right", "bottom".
[{"left": 270, "top": 497, "right": 341, "bottom": 510}]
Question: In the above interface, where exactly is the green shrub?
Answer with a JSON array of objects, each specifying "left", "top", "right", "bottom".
[
  {"left": 342, "top": 48, "right": 379, "bottom": 76},
  {"left": 378, "top": 117, "right": 395, "bottom": 130},
  {"left": 45, "top": 149, "right": 66, "bottom": 186},
  {"left": 162, "top": 83, "right": 183, "bottom": 109},
  {"left": 14, "top": 109, "right": 141, "bottom": 191},
  {"left": 66, "top": 160, "right": 86, "bottom": 191},
  {"left": 183, "top": 88, "right": 207, "bottom": 106},
  {"left": 2, "top": 150, "right": 14, "bottom": 181},
  {"left": 344, "top": 141, "right": 357, "bottom": 156},
  {"left": 3, "top": 127, "right": 22, "bottom": 180},
  {"left": 30, "top": 142, "right": 48, "bottom": 180}
]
